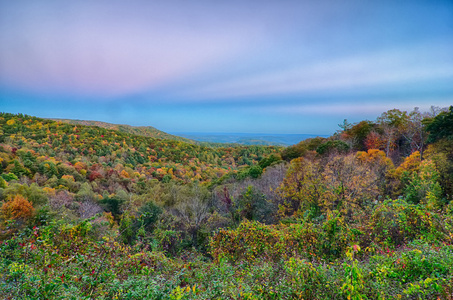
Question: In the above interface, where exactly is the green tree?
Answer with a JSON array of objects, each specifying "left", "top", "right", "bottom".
[
  {"left": 316, "top": 140, "right": 350, "bottom": 155},
  {"left": 402, "top": 159, "right": 443, "bottom": 208},
  {"left": 137, "top": 201, "right": 162, "bottom": 232},
  {"left": 424, "top": 106, "right": 453, "bottom": 143},
  {"left": 237, "top": 186, "right": 274, "bottom": 224},
  {"left": 343, "top": 120, "right": 376, "bottom": 151}
]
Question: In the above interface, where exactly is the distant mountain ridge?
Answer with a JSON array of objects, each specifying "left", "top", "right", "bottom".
[
  {"left": 50, "top": 118, "right": 196, "bottom": 144},
  {"left": 50, "top": 118, "right": 325, "bottom": 146},
  {"left": 171, "top": 132, "right": 329, "bottom": 146}
]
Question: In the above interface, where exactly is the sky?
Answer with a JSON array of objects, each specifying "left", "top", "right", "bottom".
[{"left": 1, "top": 0, "right": 452, "bottom": 135}]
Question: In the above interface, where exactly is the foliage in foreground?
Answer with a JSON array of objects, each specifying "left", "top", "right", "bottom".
[{"left": 1, "top": 218, "right": 452, "bottom": 299}]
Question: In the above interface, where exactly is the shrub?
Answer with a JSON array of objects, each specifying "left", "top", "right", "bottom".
[
  {"left": 210, "top": 220, "right": 290, "bottom": 263},
  {"left": 368, "top": 199, "right": 447, "bottom": 248}
]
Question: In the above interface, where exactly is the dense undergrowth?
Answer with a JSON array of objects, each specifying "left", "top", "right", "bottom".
[
  {"left": 1, "top": 107, "right": 453, "bottom": 299},
  {"left": 1, "top": 220, "right": 452, "bottom": 299}
]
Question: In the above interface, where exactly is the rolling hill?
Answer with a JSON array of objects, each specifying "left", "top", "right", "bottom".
[{"left": 51, "top": 118, "right": 196, "bottom": 144}]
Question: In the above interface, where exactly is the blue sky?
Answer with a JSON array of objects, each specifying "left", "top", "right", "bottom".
[{"left": 1, "top": 0, "right": 452, "bottom": 135}]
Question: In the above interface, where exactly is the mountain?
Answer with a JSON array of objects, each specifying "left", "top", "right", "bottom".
[
  {"left": 51, "top": 119, "right": 326, "bottom": 146},
  {"left": 2, "top": 113, "right": 281, "bottom": 185},
  {"left": 171, "top": 132, "right": 329, "bottom": 146},
  {"left": 51, "top": 118, "right": 196, "bottom": 144}
]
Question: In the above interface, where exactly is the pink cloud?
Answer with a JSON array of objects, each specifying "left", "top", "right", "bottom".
[{"left": 0, "top": 1, "right": 266, "bottom": 97}]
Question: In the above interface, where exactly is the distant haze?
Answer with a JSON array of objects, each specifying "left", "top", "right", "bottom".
[{"left": 171, "top": 132, "right": 328, "bottom": 146}]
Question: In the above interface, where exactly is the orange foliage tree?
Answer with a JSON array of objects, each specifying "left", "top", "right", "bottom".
[
  {"left": 1, "top": 194, "right": 35, "bottom": 221},
  {"left": 364, "top": 131, "right": 386, "bottom": 150}
]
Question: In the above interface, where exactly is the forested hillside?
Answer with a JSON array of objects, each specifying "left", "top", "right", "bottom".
[
  {"left": 50, "top": 118, "right": 196, "bottom": 144},
  {"left": 1, "top": 107, "right": 453, "bottom": 299}
]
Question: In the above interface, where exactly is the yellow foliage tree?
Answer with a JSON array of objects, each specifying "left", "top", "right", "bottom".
[
  {"left": 356, "top": 149, "right": 393, "bottom": 167},
  {"left": 61, "top": 175, "right": 75, "bottom": 182},
  {"left": 278, "top": 153, "right": 383, "bottom": 220},
  {"left": 120, "top": 169, "right": 130, "bottom": 178},
  {"left": 395, "top": 151, "right": 421, "bottom": 177},
  {"left": 277, "top": 157, "right": 324, "bottom": 218},
  {"left": 322, "top": 154, "right": 379, "bottom": 216},
  {"left": 356, "top": 149, "right": 395, "bottom": 196},
  {"left": 74, "top": 161, "right": 87, "bottom": 172}
]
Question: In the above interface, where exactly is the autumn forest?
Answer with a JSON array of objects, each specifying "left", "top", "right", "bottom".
[{"left": 1, "top": 106, "right": 453, "bottom": 299}]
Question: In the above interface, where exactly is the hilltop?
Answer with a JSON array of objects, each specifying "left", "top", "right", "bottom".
[
  {"left": 50, "top": 118, "right": 196, "bottom": 144},
  {"left": 1, "top": 113, "right": 281, "bottom": 186}
]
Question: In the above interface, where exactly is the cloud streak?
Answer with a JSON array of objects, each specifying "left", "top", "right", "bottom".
[
  {"left": 183, "top": 42, "right": 453, "bottom": 100},
  {"left": 255, "top": 96, "right": 453, "bottom": 116}
]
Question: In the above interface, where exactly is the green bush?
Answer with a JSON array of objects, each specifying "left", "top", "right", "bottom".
[{"left": 368, "top": 199, "right": 447, "bottom": 248}]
